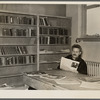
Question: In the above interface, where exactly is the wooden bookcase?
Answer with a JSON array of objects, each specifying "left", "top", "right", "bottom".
[
  {"left": 0, "top": 11, "right": 37, "bottom": 86},
  {"left": 0, "top": 11, "right": 71, "bottom": 87},
  {"left": 38, "top": 15, "right": 71, "bottom": 71}
]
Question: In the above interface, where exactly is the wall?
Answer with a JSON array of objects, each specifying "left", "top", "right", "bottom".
[
  {"left": 0, "top": 4, "right": 66, "bottom": 16},
  {"left": 66, "top": 5, "right": 100, "bottom": 62},
  {"left": 79, "top": 42, "right": 100, "bottom": 62},
  {"left": 66, "top": 5, "right": 82, "bottom": 45},
  {"left": 87, "top": 7, "right": 100, "bottom": 35}
]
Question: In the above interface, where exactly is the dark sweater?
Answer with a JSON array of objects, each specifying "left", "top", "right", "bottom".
[{"left": 58, "top": 55, "right": 87, "bottom": 75}]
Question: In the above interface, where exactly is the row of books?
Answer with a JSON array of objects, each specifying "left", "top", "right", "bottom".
[
  {"left": 15, "top": 16, "right": 32, "bottom": 25},
  {"left": 39, "top": 36, "right": 69, "bottom": 44},
  {"left": 2, "top": 28, "right": 36, "bottom": 36},
  {"left": 0, "top": 15, "right": 36, "bottom": 25},
  {"left": 0, "top": 58, "right": 2, "bottom": 65},
  {"left": 0, "top": 15, "right": 69, "bottom": 26},
  {"left": 39, "top": 17, "right": 70, "bottom": 27},
  {"left": 39, "top": 17, "right": 51, "bottom": 26},
  {"left": 40, "top": 27, "right": 68, "bottom": 35},
  {"left": 0, "top": 55, "right": 35, "bottom": 66},
  {"left": 0, "top": 16, "right": 9, "bottom": 23},
  {"left": 0, "top": 46, "right": 28, "bottom": 55}
]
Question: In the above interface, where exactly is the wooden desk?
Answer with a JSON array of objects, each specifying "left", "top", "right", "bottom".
[{"left": 23, "top": 70, "right": 99, "bottom": 90}]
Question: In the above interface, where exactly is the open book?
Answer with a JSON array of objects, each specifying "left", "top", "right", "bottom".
[{"left": 60, "top": 57, "right": 80, "bottom": 73}]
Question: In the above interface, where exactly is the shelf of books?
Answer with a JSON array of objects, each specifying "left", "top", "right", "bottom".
[
  {"left": 0, "top": 11, "right": 71, "bottom": 86},
  {"left": 39, "top": 15, "right": 71, "bottom": 71},
  {"left": 0, "top": 11, "right": 37, "bottom": 86}
]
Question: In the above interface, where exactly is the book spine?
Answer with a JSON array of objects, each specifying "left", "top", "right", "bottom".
[
  {"left": 42, "top": 18, "right": 46, "bottom": 26},
  {"left": 0, "top": 57, "right": 3, "bottom": 65},
  {"left": 31, "top": 29, "right": 36, "bottom": 36},
  {"left": 26, "top": 56, "right": 29, "bottom": 64},
  {"left": 17, "top": 46, "right": 22, "bottom": 54}
]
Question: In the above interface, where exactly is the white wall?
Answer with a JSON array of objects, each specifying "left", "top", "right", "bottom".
[
  {"left": 0, "top": 4, "right": 66, "bottom": 16},
  {"left": 87, "top": 7, "right": 100, "bottom": 35},
  {"left": 79, "top": 42, "right": 100, "bottom": 62},
  {"left": 66, "top": 4, "right": 100, "bottom": 62},
  {"left": 66, "top": 5, "right": 83, "bottom": 45}
]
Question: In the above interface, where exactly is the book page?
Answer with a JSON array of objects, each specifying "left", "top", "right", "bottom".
[{"left": 60, "top": 57, "right": 80, "bottom": 73}]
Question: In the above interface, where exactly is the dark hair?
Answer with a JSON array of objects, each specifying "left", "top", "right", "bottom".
[{"left": 72, "top": 44, "right": 83, "bottom": 57}]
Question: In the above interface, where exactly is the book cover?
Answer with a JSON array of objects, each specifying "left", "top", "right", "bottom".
[
  {"left": 39, "top": 18, "right": 44, "bottom": 25},
  {"left": 31, "top": 29, "right": 36, "bottom": 36},
  {"left": 10, "top": 16, "right": 14, "bottom": 24},
  {"left": 44, "top": 17, "right": 51, "bottom": 26},
  {"left": 42, "top": 28, "right": 48, "bottom": 34},
  {"left": 59, "top": 37, "right": 64, "bottom": 44},
  {"left": 65, "top": 37, "right": 68, "bottom": 44},
  {"left": 39, "top": 27, "right": 42, "bottom": 34},
  {"left": 50, "top": 36, "right": 56, "bottom": 44},
  {"left": 49, "top": 28, "right": 53, "bottom": 35},
  {"left": 0, "top": 57, "right": 3, "bottom": 65},
  {"left": 54, "top": 29, "right": 57, "bottom": 35},
  {"left": 64, "top": 29, "right": 68, "bottom": 35}
]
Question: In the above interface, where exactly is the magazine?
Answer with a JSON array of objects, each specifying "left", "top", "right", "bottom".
[{"left": 60, "top": 57, "right": 80, "bottom": 73}]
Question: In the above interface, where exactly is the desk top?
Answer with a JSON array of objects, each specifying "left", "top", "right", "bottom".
[{"left": 23, "top": 70, "right": 100, "bottom": 90}]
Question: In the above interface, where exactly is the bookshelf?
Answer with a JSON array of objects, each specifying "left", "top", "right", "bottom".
[
  {"left": 0, "top": 11, "right": 71, "bottom": 87},
  {"left": 39, "top": 15, "right": 71, "bottom": 71},
  {"left": 0, "top": 11, "right": 37, "bottom": 86}
]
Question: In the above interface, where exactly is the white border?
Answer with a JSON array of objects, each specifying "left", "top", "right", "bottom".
[
  {"left": 0, "top": 1, "right": 99, "bottom": 4},
  {"left": 1, "top": 90, "right": 100, "bottom": 98},
  {"left": 0, "top": 2, "right": 100, "bottom": 98}
]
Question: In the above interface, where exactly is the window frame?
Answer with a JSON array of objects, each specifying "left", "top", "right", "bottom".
[{"left": 76, "top": 4, "right": 100, "bottom": 43}]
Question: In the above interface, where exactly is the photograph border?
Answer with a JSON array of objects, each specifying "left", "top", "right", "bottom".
[{"left": 0, "top": 1, "right": 99, "bottom": 99}]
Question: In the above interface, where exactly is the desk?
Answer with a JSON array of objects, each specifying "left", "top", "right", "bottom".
[{"left": 23, "top": 70, "right": 99, "bottom": 90}]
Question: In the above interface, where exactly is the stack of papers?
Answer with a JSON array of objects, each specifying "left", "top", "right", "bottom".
[
  {"left": 40, "top": 74, "right": 66, "bottom": 80},
  {"left": 80, "top": 81, "right": 100, "bottom": 89},
  {"left": 27, "top": 72, "right": 66, "bottom": 80},
  {"left": 79, "top": 76, "right": 100, "bottom": 82},
  {"left": 27, "top": 72, "right": 48, "bottom": 77},
  {"left": 0, "top": 83, "right": 13, "bottom": 90},
  {"left": 55, "top": 79, "right": 81, "bottom": 85}
]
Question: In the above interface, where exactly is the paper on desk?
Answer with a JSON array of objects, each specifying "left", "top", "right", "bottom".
[
  {"left": 60, "top": 57, "right": 79, "bottom": 73},
  {"left": 27, "top": 73, "right": 48, "bottom": 77},
  {"left": 79, "top": 76, "right": 100, "bottom": 82},
  {"left": 0, "top": 83, "right": 13, "bottom": 90},
  {"left": 40, "top": 74, "right": 66, "bottom": 80},
  {"left": 80, "top": 81, "right": 100, "bottom": 89},
  {"left": 27, "top": 74, "right": 42, "bottom": 77},
  {"left": 55, "top": 78, "right": 81, "bottom": 85}
]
